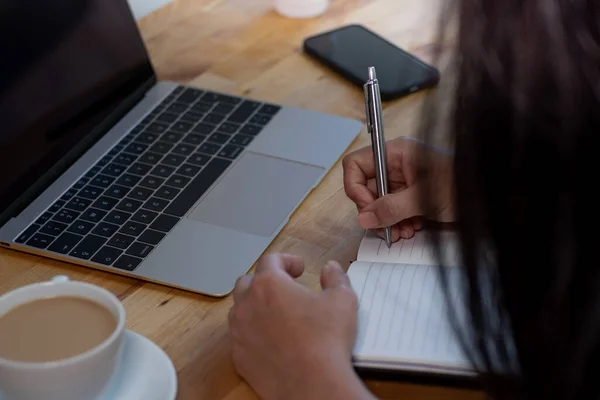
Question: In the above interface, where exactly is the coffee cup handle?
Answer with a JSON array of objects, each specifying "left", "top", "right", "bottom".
[{"left": 51, "top": 275, "right": 70, "bottom": 283}]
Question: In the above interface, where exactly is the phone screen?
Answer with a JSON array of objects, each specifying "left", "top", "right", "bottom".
[{"left": 304, "top": 25, "right": 438, "bottom": 99}]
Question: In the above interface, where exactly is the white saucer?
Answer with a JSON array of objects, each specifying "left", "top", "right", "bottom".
[{"left": 100, "top": 330, "right": 177, "bottom": 400}]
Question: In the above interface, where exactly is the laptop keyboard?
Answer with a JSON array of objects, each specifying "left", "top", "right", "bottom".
[{"left": 14, "top": 86, "right": 281, "bottom": 271}]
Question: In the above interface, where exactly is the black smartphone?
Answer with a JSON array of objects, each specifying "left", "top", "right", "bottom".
[{"left": 303, "top": 24, "right": 440, "bottom": 101}]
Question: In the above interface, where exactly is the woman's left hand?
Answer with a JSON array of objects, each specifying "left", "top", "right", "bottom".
[{"left": 228, "top": 254, "right": 375, "bottom": 400}]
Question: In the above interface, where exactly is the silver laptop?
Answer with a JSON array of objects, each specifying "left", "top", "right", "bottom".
[{"left": 0, "top": 0, "right": 362, "bottom": 296}]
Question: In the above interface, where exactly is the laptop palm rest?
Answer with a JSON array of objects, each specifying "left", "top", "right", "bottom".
[{"left": 187, "top": 152, "right": 324, "bottom": 237}]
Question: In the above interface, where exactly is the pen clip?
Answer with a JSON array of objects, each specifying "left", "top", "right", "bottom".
[{"left": 364, "top": 82, "right": 373, "bottom": 135}]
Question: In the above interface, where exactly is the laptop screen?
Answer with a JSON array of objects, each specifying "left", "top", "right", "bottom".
[{"left": 0, "top": 0, "right": 155, "bottom": 221}]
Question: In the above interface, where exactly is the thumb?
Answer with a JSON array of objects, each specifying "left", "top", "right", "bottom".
[
  {"left": 357, "top": 187, "right": 421, "bottom": 229},
  {"left": 320, "top": 261, "right": 352, "bottom": 290}
]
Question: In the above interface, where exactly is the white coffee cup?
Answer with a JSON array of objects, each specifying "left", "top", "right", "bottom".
[
  {"left": 0, "top": 276, "right": 125, "bottom": 400},
  {"left": 274, "top": 0, "right": 330, "bottom": 18}
]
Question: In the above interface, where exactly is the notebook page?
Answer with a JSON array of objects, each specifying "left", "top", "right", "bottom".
[
  {"left": 348, "top": 261, "right": 471, "bottom": 372},
  {"left": 357, "top": 230, "right": 461, "bottom": 267}
]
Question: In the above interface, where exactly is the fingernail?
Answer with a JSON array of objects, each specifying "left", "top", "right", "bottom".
[
  {"left": 325, "top": 261, "right": 341, "bottom": 272},
  {"left": 358, "top": 212, "right": 379, "bottom": 229},
  {"left": 400, "top": 227, "right": 412, "bottom": 239}
]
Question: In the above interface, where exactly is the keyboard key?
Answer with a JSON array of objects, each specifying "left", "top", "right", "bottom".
[
  {"left": 85, "top": 166, "right": 101, "bottom": 178},
  {"left": 114, "top": 153, "right": 138, "bottom": 166},
  {"left": 150, "top": 214, "right": 180, "bottom": 232},
  {"left": 48, "top": 232, "right": 83, "bottom": 254},
  {"left": 150, "top": 165, "right": 175, "bottom": 178},
  {"left": 73, "top": 178, "right": 88, "bottom": 190},
  {"left": 156, "top": 112, "right": 178, "bottom": 124},
  {"left": 135, "top": 132, "right": 159, "bottom": 145},
  {"left": 155, "top": 186, "right": 180, "bottom": 200},
  {"left": 182, "top": 134, "right": 205, "bottom": 146},
  {"left": 141, "top": 115, "right": 154, "bottom": 125},
  {"left": 213, "top": 104, "right": 235, "bottom": 115},
  {"left": 180, "top": 111, "right": 204, "bottom": 122},
  {"left": 92, "top": 246, "right": 123, "bottom": 266},
  {"left": 80, "top": 208, "right": 108, "bottom": 223},
  {"left": 188, "top": 153, "right": 210, "bottom": 166},
  {"left": 107, "top": 234, "right": 135, "bottom": 250},
  {"left": 146, "top": 122, "right": 169, "bottom": 134},
  {"left": 192, "top": 123, "right": 216, "bottom": 135},
  {"left": 131, "top": 209, "right": 158, "bottom": 225},
  {"left": 143, "top": 197, "right": 169, "bottom": 212},
  {"left": 199, "top": 92, "right": 220, "bottom": 103},
  {"left": 215, "top": 94, "right": 241, "bottom": 104},
  {"left": 198, "top": 142, "right": 221, "bottom": 155},
  {"left": 259, "top": 104, "right": 281, "bottom": 115},
  {"left": 53, "top": 209, "right": 80, "bottom": 224},
  {"left": 36, "top": 212, "right": 53, "bottom": 225},
  {"left": 176, "top": 164, "right": 201, "bottom": 177},
  {"left": 162, "top": 154, "right": 186, "bottom": 167},
  {"left": 123, "top": 143, "right": 148, "bottom": 155},
  {"left": 26, "top": 233, "right": 54, "bottom": 249},
  {"left": 119, "top": 135, "right": 135, "bottom": 146},
  {"left": 203, "top": 113, "right": 226, "bottom": 125},
  {"left": 40, "top": 221, "right": 68, "bottom": 236},
  {"left": 113, "top": 254, "right": 143, "bottom": 271},
  {"left": 97, "top": 155, "right": 112, "bottom": 167},
  {"left": 115, "top": 174, "right": 141, "bottom": 188},
  {"left": 131, "top": 125, "right": 144, "bottom": 134},
  {"left": 162, "top": 132, "right": 184, "bottom": 144},
  {"left": 165, "top": 175, "right": 190, "bottom": 189},
  {"left": 139, "top": 152, "right": 164, "bottom": 164},
  {"left": 138, "top": 229, "right": 166, "bottom": 245},
  {"left": 92, "top": 222, "right": 120, "bottom": 238},
  {"left": 149, "top": 142, "right": 174, "bottom": 155},
  {"left": 191, "top": 102, "right": 212, "bottom": 113},
  {"left": 164, "top": 158, "right": 231, "bottom": 217},
  {"left": 65, "top": 197, "right": 92, "bottom": 212},
  {"left": 177, "top": 88, "right": 203, "bottom": 104},
  {"left": 116, "top": 198, "right": 143, "bottom": 213},
  {"left": 228, "top": 100, "right": 260, "bottom": 123},
  {"left": 172, "top": 144, "right": 195, "bottom": 156},
  {"left": 119, "top": 221, "right": 146, "bottom": 236},
  {"left": 171, "top": 121, "right": 194, "bottom": 133},
  {"left": 108, "top": 145, "right": 123, "bottom": 157},
  {"left": 127, "top": 162, "right": 152, "bottom": 176},
  {"left": 60, "top": 189, "right": 78, "bottom": 201},
  {"left": 129, "top": 187, "right": 153, "bottom": 201},
  {"left": 249, "top": 114, "right": 272, "bottom": 125},
  {"left": 102, "top": 163, "right": 127, "bottom": 178},
  {"left": 92, "top": 196, "right": 119, "bottom": 211},
  {"left": 240, "top": 124, "right": 262, "bottom": 136},
  {"left": 105, "top": 185, "right": 131, "bottom": 199},
  {"left": 90, "top": 175, "right": 115, "bottom": 189},
  {"left": 218, "top": 145, "right": 244, "bottom": 160},
  {"left": 69, "top": 235, "right": 107, "bottom": 260},
  {"left": 15, "top": 224, "right": 41, "bottom": 243},
  {"left": 218, "top": 122, "right": 240, "bottom": 134},
  {"left": 67, "top": 220, "right": 95, "bottom": 235},
  {"left": 126, "top": 242, "right": 155, "bottom": 258},
  {"left": 49, "top": 200, "right": 65, "bottom": 213},
  {"left": 230, "top": 134, "right": 253, "bottom": 146},
  {"left": 104, "top": 210, "right": 131, "bottom": 225},
  {"left": 167, "top": 103, "right": 187, "bottom": 113},
  {"left": 209, "top": 132, "right": 230, "bottom": 144},
  {"left": 79, "top": 186, "right": 103, "bottom": 200},
  {"left": 134, "top": 176, "right": 162, "bottom": 191}
]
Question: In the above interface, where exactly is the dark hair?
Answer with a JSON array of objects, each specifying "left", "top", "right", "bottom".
[{"left": 419, "top": 0, "right": 600, "bottom": 398}]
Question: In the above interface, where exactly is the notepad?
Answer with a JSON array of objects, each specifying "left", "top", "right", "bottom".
[{"left": 348, "top": 230, "right": 474, "bottom": 376}]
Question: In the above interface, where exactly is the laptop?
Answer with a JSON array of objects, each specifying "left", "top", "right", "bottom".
[{"left": 0, "top": 0, "right": 362, "bottom": 296}]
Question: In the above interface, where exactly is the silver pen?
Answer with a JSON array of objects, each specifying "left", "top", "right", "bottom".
[{"left": 364, "top": 66, "right": 392, "bottom": 248}]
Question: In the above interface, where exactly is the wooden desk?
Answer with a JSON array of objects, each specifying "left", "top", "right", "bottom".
[{"left": 0, "top": 0, "right": 482, "bottom": 398}]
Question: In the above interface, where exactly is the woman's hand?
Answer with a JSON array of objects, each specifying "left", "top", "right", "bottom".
[
  {"left": 343, "top": 136, "right": 455, "bottom": 241},
  {"left": 229, "top": 254, "right": 375, "bottom": 400}
]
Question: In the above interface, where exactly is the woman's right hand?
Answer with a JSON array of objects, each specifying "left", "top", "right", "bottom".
[{"left": 342, "top": 136, "right": 455, "bottom": 241}]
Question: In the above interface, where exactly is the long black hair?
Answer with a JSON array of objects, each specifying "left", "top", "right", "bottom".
[{"left": 419, "top": 0, "right": 600, "bottom": 398}]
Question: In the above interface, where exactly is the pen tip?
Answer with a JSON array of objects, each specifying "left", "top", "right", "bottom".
[{"left": 368, "top": 66, "right": 376, "bottom": 80}]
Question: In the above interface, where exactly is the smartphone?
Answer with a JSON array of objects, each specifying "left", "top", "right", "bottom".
[{"left": 303, "top": 24, "right": 439, "bottom": 101}]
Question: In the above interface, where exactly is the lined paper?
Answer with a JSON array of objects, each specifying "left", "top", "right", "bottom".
[
  {"left": 348, "top": 261, "right": 470, "bottom": 371},
  {"left": 357, "top": 230, "right": 461, "bottom": 267}
]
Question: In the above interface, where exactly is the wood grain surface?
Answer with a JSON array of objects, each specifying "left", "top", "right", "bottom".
[{"left": 0, "top": 0, "right": 482, "bottom": 398}]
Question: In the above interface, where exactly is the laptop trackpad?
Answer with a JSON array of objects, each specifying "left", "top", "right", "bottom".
[{"left": 187, "top": 152, "right": 324, "bottom": 237}]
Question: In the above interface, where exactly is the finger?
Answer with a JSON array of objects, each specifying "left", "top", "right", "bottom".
[
  {"left": 255, "top": 253, "right": 305, "bottom": 278},
  {"left": 398, "top": 220, "right": 416, "bottom": 239},
  {"left": 233, "top": 274, "right": 253, "bottom": 302},
  {"left": 320, "top": 261, "right": 352, "bottom": 290},
  {"left": 343, "top": 148, "right": 377, "bottom": 209},
  {"left": 358, "top": 187, "right": 422, "bottom": 229}
]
